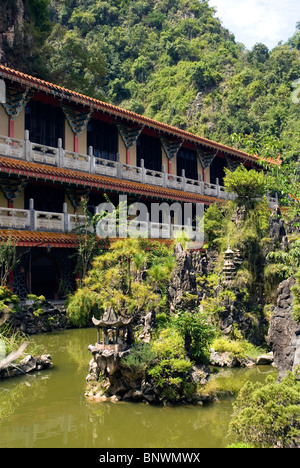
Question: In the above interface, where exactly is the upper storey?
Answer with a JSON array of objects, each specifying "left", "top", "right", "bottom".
[{"left": 0, "top": 65, "right": 280, "bottom": 204}]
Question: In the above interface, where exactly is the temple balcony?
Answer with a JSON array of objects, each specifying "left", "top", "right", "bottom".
[
  {"left": 0, "top": 132, "right": 279, "bottom": 207},
  {"left": 0, "top": 203, "right": 198, "bottom": 240}
]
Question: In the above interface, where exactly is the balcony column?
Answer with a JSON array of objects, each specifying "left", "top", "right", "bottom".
[
  {"left": 63, "top": 202, "right": 69, "bottom": 233},
  {"left": 29, "top": 198, "right": 35, "bottom": 231}
]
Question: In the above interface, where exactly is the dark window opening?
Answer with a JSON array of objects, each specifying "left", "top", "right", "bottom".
[
  {"left": 137, "top": 133, "right": 162, "bottom": 172},
  {"left": 87, "top": 119, "right": 118, "bottom": 161},
  {"left": 25, "top": 100, "right": 65, "bottom": 148},
  {"left": 210, "top": 157, "right": 227, "bottom": 185},
  {"left": 29, "top": 255, "right": 61, "bottom": 300},
  {"left": 177, "top": 147, "right": 198, "bottom": 180},
  {"left": 24, "top": 184, "right": 65, "bottom": 213}
]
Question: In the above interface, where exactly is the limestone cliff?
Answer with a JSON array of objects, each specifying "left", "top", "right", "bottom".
[{"left": 267, "top": 276, "right": 300, "bottom": 380}]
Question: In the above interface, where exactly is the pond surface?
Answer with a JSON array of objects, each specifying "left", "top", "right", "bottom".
[{"left": 0, "top": 328, "right": 276, "bottom": 448}]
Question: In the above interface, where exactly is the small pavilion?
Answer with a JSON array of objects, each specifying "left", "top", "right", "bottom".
[{"left": 92, "top": 306, "right": 133, "bottom": 352}]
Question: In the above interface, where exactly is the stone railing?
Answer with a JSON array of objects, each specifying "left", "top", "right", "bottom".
[
  {"left": 0, "top": 201, "right": 195, "bottom": 240},
  {"left": 0, "top": 132, "right": 278, "bottom": 206}
]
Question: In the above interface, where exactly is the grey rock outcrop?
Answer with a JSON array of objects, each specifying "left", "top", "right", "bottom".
[
  {"left": 10, "top": 301, "right": 70, "bottom": 334},
  {"left": 167, "top": 242, "right": 206, "bottom": 310},
  {"left": 0, "top": 353, "right": 52, "bottom": 379},
  {"left": 267, "top": 276, "right": 300, "bottom": 380}
]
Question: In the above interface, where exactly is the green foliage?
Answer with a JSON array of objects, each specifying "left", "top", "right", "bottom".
[
  {"left": 122, "top": 342, "right": 156, "bottom": 373},
  {"left": 0, "top": 235, "right": 19, "bottom": 288},
  {"left": 0, "top": 285, "right": 20, "bottom": 314},
  {"left": 204, "top": 202, "right": 228, "bottom": 247},
  {"left": 151, "top": 327, "right": 185, "bottom": 360},
  {"left": 66, "top": 237, "right": 175, "bottom": 326},
  {"left": 212, "top": 336, "right": 264, "bottom": 360},
  {"left": 171, "top": 310, "right": 215, "bottom": 362},
  {"left": 223, "top": 166, "right": 266, "bottom": 208},
  {"left": 2, "top": 0, "right": 300, "bottom": 171},
  {"left": 147, "top": 327, "right": 195, "bottom": 402},
  {"left": 291, "top": 269, "right": 300, "bottom": 322},
  {"left": 26, "top": 294, "right": 46, "bottom": 317},
  {"left": 65, "top": 287, "right": 101, "bottom": 327},
  {"left": 228, "top": 368, "right": 300, "bottom": 448},
  {"left": 265, "top": 236, "right": 300, "bottom": 301}
]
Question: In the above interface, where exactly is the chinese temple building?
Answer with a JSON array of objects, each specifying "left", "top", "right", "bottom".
[{"left": 0, "top": 65, "right": 279, "bottom": 300}]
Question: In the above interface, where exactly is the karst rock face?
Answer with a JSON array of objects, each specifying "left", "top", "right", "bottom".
[
  {"left": 267, "top": 276, "right": 300, "bottom": 380},
  {"left": 167, "top": 242, "right": 206, "bottom": 311}
]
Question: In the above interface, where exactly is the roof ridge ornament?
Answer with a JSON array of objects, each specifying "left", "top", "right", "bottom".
[
  {"left": 2, "top": 84, "right": 34, "bottom": 119},
  {"left": 115, "top": 121, "right": 144, "bottom": 149},
  {"left": 160, "top": 136, "right": 183, "bottom": 160},
  {"left": 59, "top": 102, "right": 94, "bottom": 136},
  {"left": 195, "top": 145, "right": 218, "bottom": 168}
]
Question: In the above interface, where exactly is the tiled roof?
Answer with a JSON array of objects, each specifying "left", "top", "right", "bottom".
[
  {"left": 0, "top": 64, "right": 280, "bottom": 165},
  {"left": 0, "top": 156, "right": 221, "bottom": 204},
  {"left": 0, "top": 229, "right": 78, "bottom": 247},
  {"left": 0, "top": 229, "right": 176, "bottom": 248}
]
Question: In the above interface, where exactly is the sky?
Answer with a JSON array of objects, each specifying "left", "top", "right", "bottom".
[{"left": 208, "top": 0, "right": 299, "bottom": 50}]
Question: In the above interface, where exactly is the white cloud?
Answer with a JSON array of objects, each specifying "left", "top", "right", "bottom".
[{"left": 208, "top": 0, "right": 299, "bottom": 49}]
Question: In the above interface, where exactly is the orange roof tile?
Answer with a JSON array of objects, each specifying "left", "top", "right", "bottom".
[
  {"left": 0, "top": 229, "right": 178, "bottom": 249},
  {"left": 0, "top": 64, "right": 280, "bottom": 166},
  {"left": 0, "top": 229, "right": 78, "bottom": 248}
]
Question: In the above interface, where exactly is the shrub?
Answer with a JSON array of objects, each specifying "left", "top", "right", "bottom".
[
  {"left": 212, "top": 336, "right": 264, "bottom": 360},
  {"left": 0, "top": 286, "right": 20, "bottom": 314},
  {"left": 122, "top": 342, "right": 156, "bottom": 373},
  {"left": 223, "top": 165, "right": 266, "bottom": 208},
  {"left": 171, "top": 310, "right": 215, "bottom": 362},
  {"left": 66, "top": 287, "right": 102, "bottom": 327},
  {"left": 228, "top": 368, "right": 300, "bottom": 448},
  {"left": 292, "top": 269, "right": 300, "bottom": 322}
]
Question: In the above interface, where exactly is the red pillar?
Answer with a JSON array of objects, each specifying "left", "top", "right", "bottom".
[
  {"left": 126, "top": 148, "right": 130, "bottom": 165},
  {"left": 9, "top": 116, "right": 14, "bottom": 140},
  {"left": 74, "top": 134, "right": 79, "bottom": 153},
  {"left": 168, "top": 159, "right": 172, "bottom": 174}
]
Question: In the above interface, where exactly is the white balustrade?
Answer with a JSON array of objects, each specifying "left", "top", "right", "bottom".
[
  {"left": 145, "top": 169, "right": 164, "bottom": 186},
  {"left": 0, "top": 207, "right": 30, "bottom": 229},
  {"left": 94, "top": 157, "right": 118, "bottom": 177},
  {"left": 166, "top": 174, "right": 183, "bottom": 190},
  {"left": 30, "top": 142, "right": 59, "bottom": 166},
  {"left": 121, "top": 163, "right": 143, "bottom": 182},
  {"left": 0, "top": 133, "right": 278, "bottom": 206},
  {"left": 35, "top": 210, "right": 64, "bottom": 232},
  {"left": 186, "top": 178, "right": 203, "bottom": 194},
  {"left": 68, "top": 213, "right": 89, "bottom": 232},
  {"left": 0, "top": 135, "right": 24, "bottom": 159},
  {"left": 63, "top": 150, "right": 90, "bottom": 172}
]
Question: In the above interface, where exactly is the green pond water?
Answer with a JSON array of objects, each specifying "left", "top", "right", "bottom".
[{"left": 0, "top": 328, "right": 276, "bottom": 448}]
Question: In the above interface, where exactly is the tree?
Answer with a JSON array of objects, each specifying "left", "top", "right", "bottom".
[
  {"left": 66, "top": 237, "right": 173, "bottom": 326},
  {"left": 223, "top": 165, "right": 266, "bottom": 209},
  {"left": 228, "top": 369, "right": 300, "bottom": 448}
]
